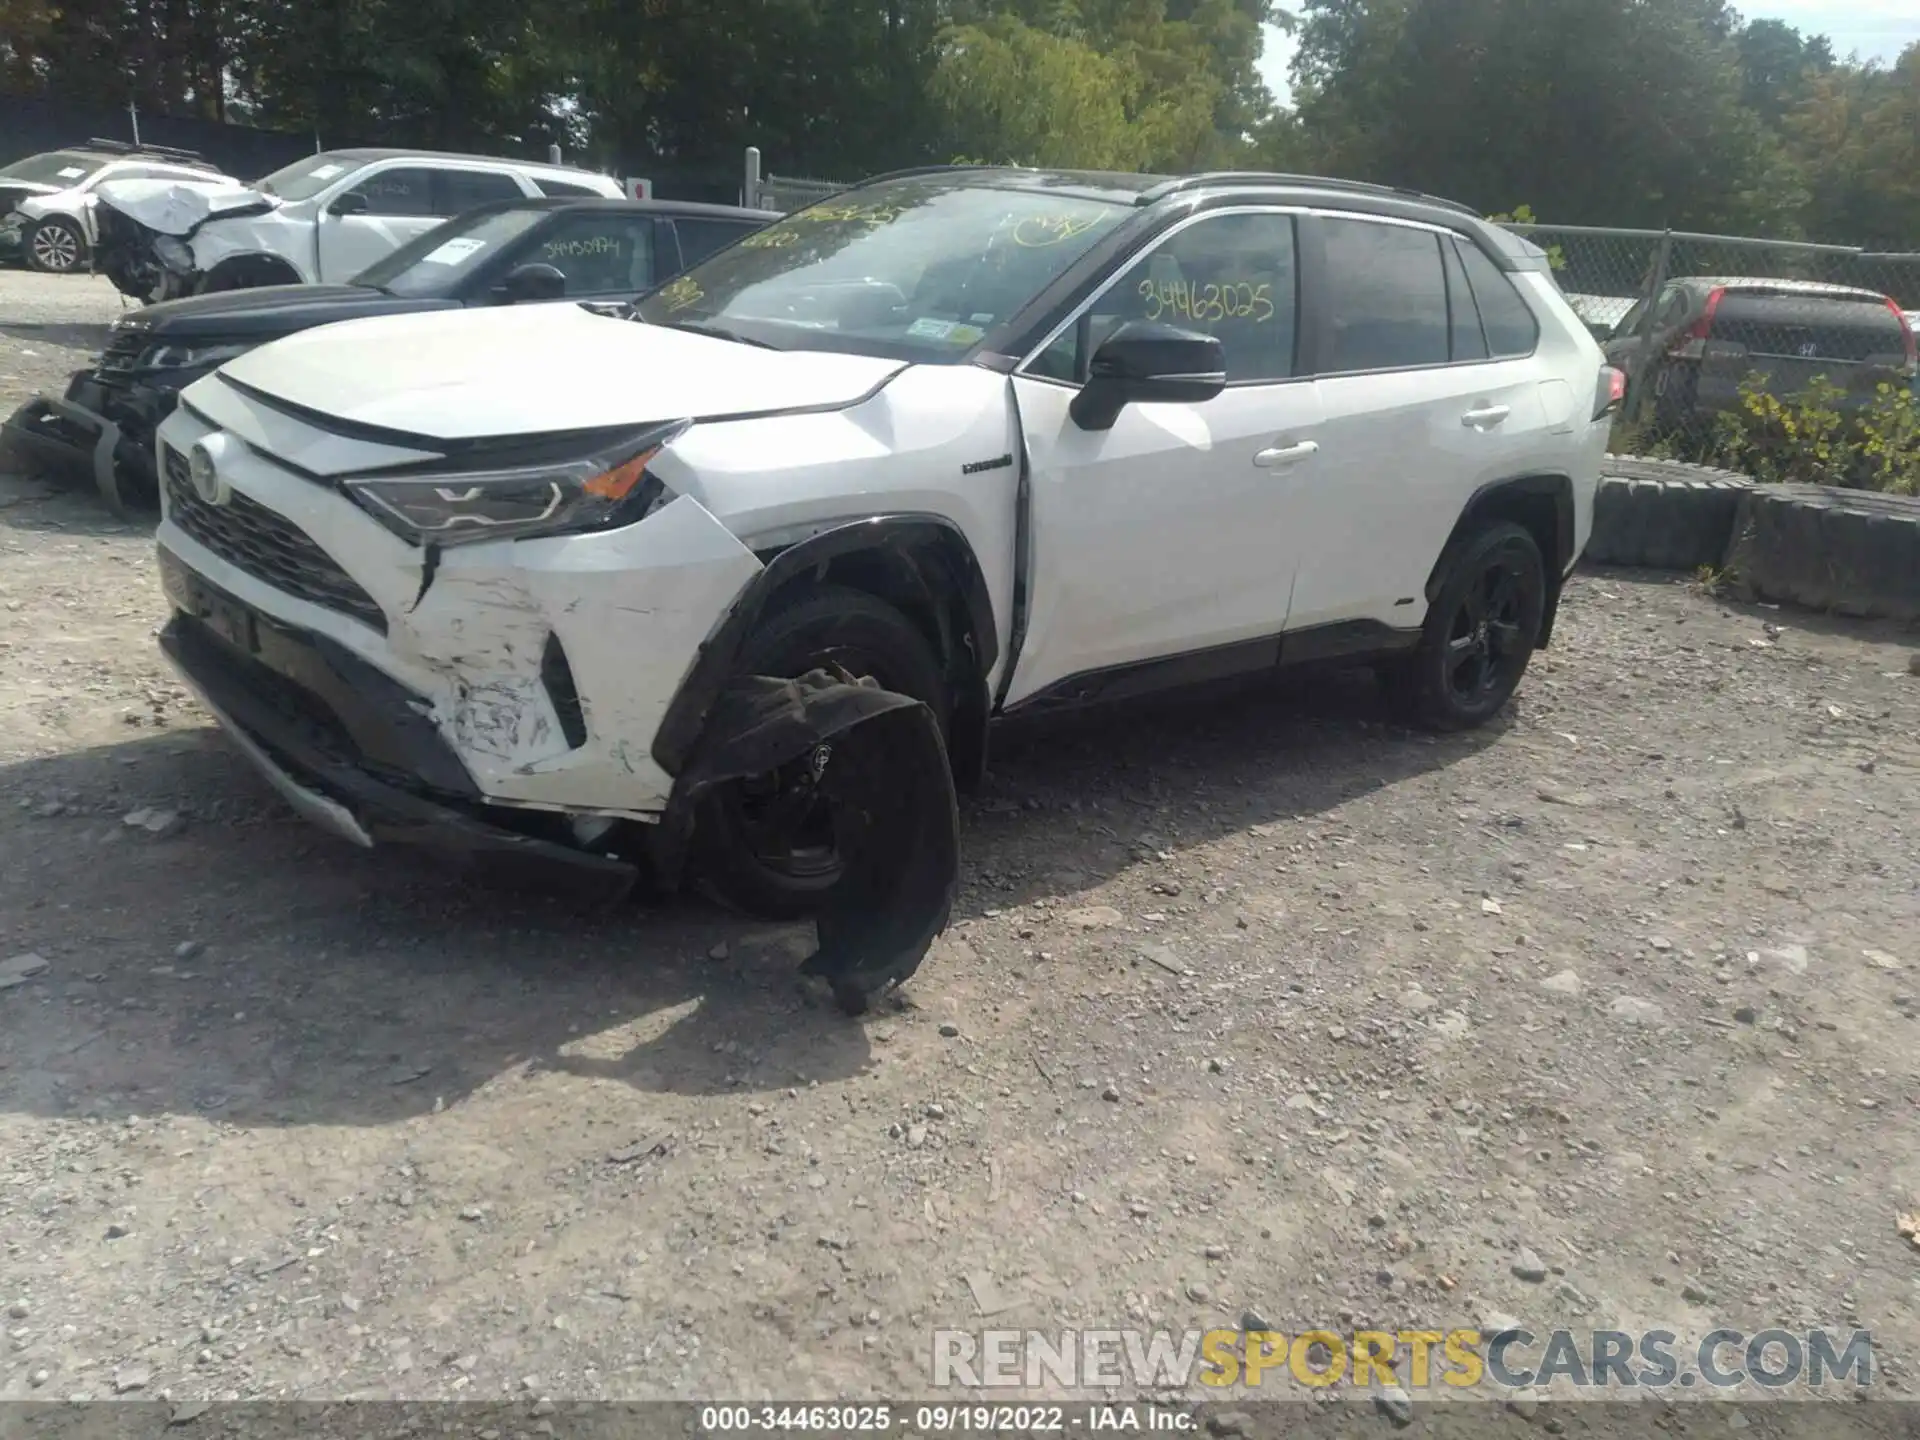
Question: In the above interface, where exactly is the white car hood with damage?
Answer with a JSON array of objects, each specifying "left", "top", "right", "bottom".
[
  {"left": 212, "top": 304, "right": 910, "bottom": 440},
  {"left": 93, "top": 177, "right": 268, "bottom": 235}
]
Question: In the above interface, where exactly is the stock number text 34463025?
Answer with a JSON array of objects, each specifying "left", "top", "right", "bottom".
[{"left": 1136, "top": 277, "right": 1274, "bottom": 325}]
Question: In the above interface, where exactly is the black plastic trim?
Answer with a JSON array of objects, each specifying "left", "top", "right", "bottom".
[
  {"left": 649, "top": 514, "right": 999, "bottom": 777},
  {"left": 158, "top": 549, "right": 477, "bottom": 798},
  {"left": 1004, "top": 619, "right": 1421, "bottom": 716}
]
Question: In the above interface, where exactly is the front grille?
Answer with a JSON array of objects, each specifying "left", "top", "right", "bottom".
[
  {"left": 97, "top": 329, "right": 147, "bottom": 375},
  {"left": 164, "top": 445, "right": 387, "bottom": 633}
]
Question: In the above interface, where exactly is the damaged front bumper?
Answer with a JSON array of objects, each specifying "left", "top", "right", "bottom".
[
  {"left": 0, "top": 367, "right": 168, "bottom": 514},
  {"left": 156, "top": 544, "right": 961, "bottom": 1012}
]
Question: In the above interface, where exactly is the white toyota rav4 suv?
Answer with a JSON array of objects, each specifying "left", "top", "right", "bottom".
[{"left": 150, "top": 167, "right": 1619, "bottom": 1008}]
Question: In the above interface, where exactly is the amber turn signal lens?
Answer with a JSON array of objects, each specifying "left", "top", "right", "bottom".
[{"left": 583, "top": 446, "right": 661, "bottom": 500}]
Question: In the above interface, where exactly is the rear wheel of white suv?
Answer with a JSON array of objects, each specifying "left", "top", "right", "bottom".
[
  {"left": 1387, "top": 521, "right": 1546, "bottom": 732},
  {"left": 692, "top": 585, "right": 951, "bottom": 920}
]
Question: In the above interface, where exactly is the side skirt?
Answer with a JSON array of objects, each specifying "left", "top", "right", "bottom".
[{"left": 1002, "top": 619, "right": 1421, "bottom": 717}]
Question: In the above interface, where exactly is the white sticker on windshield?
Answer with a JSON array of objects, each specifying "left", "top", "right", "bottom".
[
  {"left": 310, "top": 163, "right": 346, "bottom": 180},
  {"left": 420, "top": 237, "right": 488, "bottom": 266},
  {"left": 906, "top": 317, "right": 955, "bottom": 341},
  {"left": 57, "top": 167, "right": 86, "bottom": 179}
]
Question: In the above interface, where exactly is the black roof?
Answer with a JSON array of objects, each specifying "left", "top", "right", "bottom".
[
  {"left": 453, "top": 195, "right": 781, "bottom": 223},
  {"left": 848, "top": 164, "right": 1481, "bottom": 217}
]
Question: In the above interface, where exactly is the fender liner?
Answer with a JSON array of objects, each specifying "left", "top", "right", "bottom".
[
  {"left": 1427, "top": 473, "right": 1574, "bottom": 650},
  {"left": 647, "top": 671, "right": 959, "bottom": 1015},
  {"left": 200, "top": 251, "right": 304, "bottom": 290},
  {"left": 649, "top": 514, "right": 999, "bottom": 782}
]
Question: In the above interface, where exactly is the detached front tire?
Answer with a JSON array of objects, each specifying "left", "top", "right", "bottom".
[
  {"left": 26, "top": 217, "right": 86, "bottom": 273},
  {"left": 692, "top": 585, "right": 950, "bottom": 921},
  {"left": 1389, "top": 521, "right": 1546, "bottom": 731}
]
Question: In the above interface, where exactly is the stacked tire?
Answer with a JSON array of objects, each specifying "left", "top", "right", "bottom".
[
  {"left": 1723, "top": 485, "right": 1920, "bottom": 622},
  {"left": 1585, "top": 456, "right": 1750, "bottom": 571}
]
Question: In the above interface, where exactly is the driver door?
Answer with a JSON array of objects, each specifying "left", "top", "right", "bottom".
[{"left": 1005, "top": 208, "right": 1324, "bottom": 708}]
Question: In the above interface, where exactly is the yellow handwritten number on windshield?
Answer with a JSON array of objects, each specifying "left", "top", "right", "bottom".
[
  {"left": 1014, "top": 215, "right": 1100, "bottom": 248},
  {"left": 660, "top": 276, "right": 703, "bottom": 313}
]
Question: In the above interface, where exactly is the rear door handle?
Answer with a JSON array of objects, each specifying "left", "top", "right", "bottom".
[
  {"left": 1253, "top": 439, "right": 1319, "bottom": 468},
  {"left": 1461, "top": 404, "right": 1511, "bottom": 429}
]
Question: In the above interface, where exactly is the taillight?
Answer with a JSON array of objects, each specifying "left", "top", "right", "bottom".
[
  {"left": 1594, "top": 365, "right": 1627, "bottom": 421},
  {"left": 1884, "top": 296, "right": 1917, "bottom": 371},
  {"left": 1668, "top": 285, "right": 1726, "bottom": 360}
]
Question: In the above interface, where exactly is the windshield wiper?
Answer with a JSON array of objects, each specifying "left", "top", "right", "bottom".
[{"left": 657, "top": 317, "right": 776, "bottom": 349}]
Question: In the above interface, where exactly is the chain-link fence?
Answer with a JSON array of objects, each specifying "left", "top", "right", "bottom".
[{"left": 1507, "top": 223, "right": 1920, "bottom": 478}]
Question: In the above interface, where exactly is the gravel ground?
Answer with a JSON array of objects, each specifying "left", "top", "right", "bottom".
[{"left": 2, "top": 270, "right": 1919, "bottom": 1426}]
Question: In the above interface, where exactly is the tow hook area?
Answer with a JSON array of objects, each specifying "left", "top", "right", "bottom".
[{"left": 652, "top": 669, "right": 959, "bottom": 1016}]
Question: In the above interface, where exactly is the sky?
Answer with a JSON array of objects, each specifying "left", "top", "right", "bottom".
[{"left": 1255, "top": 1, "right": 1920, "bottom": 106}]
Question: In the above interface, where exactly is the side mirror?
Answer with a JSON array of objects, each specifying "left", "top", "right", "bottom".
[
  {"left": 494, "top": 262, "right": 567, "bottom": 303},
  {"left": 1069, "top": 321, "right": 1227, "bottom": 431},
  {"left": 329, "top": 191, "right": 370, "bottom": 217}
]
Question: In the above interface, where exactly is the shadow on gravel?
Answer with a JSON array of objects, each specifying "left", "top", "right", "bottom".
[
  {"left": 0, "top": 320, "right": 113, "bottom": 351},
  {"left": 0, "top": 474, "right": 155, "bottom": 538},
  {"left": 0, "top": 660, "right": 1500, "bottom": 1130}
]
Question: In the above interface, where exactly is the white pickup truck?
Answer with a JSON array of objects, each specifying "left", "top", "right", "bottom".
[{"left": 92, "top": 147, "right": 624, "bottom": 301}]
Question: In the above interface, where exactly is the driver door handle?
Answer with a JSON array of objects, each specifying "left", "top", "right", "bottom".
[
  {"left": 1253, "top": 439, "right": 1319, "bottom": 468},
  {"left": 1461, "top": 404, "right": 1512, "bottom": 429}
]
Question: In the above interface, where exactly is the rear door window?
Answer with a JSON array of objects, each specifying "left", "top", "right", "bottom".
[
  {"left": 1317, "top": 217, "right": 1449, "bottom": 372},
  {"left": 672, "top": 217, "right": 761, "bottom": 268}
]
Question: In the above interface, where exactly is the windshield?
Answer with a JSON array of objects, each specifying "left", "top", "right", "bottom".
[
  {"left": 634, "top": 176, "right": 1131, "bottom": 359},
  {"left": 0, "top": 151, "right": 104, "bottom": 187},
  {"left": 256, "top": 153, "right": 370, "bottom": 202},
  {"left": 353, "top": 206, "right": 547, "bottom": 296}
]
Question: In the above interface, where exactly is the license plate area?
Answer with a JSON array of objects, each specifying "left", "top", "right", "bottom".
[{"left": 160, "top": 549, "right": 258, "bottom": 654}]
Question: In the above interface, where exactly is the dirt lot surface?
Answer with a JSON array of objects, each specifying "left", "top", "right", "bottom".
[{"left": 2, "top": 270, "right": 1919, "bottom": 1424}]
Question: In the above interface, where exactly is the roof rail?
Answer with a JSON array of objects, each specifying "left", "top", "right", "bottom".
[
  {"left": 1140, "top": 171, "right": 1481, "bottom": 218},
  {"left": 84, "top": 137, "right": 214, "bottom": 165}
]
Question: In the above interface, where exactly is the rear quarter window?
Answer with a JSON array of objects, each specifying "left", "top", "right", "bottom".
[{"left": 1454, "top": 239, "right": 1539, "bottom": 357}]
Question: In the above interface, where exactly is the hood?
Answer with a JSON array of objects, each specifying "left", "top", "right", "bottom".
[
  {"left": 114, "top": 284, "right": 460, "bottom": 343},
  {"left": 1, "top": 181, "right": 62, "bottom": 211},
  {"left": 94, "top": 178, "right": 271, "bottom": 237},
  {"left": 213, "top": 304, "right": 910, "bottom": 441}
]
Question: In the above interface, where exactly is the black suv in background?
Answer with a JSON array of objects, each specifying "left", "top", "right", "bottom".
[
  {"left": 1603, "top": 276, "right": 1917, "bottom": 436},
  {"left": 1, "top": 196, "right": 777, "bottom": 511}
]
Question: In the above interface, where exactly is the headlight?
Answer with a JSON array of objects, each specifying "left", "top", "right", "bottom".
[
  {"left": 153, "top": 236, "right": 194, "bottom": 273},
  {"left": 135, "top": 341, "right": 253, "bottom": 370},
  {"left": 343, "top": 420, "right": 692, "bottom": 547}
]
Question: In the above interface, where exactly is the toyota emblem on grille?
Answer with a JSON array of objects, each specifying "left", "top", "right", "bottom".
[{"left": 188, "top": 442, "right": 228, "bottom": 507}]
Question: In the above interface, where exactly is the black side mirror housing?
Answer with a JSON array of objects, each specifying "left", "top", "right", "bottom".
[
  {"left": 1069, "top": 321, "right": 1228, "bottom": 431},
  {"left": 329, "top": 191, "right": 370, "bottom": 217},
  {"left": 495, "top": 262, "right": 568, "bottom": 303}
]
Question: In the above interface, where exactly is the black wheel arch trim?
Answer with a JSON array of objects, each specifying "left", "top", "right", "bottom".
[
  {"left": 201, "top": 251, "right": 304, "bottom": 286},
  {"left": 649, "top": 513, "right": 1000, "bottom": 779},
  {"left": 1426, "top": 472, "right": 1574, "bottom": 649}
]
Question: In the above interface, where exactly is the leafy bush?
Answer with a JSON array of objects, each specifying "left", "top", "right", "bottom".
[{"left": 1709, "top": 375, "right": 1920, "bottom": 494}]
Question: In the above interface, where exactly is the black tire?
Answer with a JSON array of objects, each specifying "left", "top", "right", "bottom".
[
  {"left": 26, "top": 217, "right": 86, "bottom": 274},
  {"left": 1587, "top": 456, "right": 1751, "bottom": 570},
  {"left": 1725, "top": 484, "right": 1920, "bottom": 622},
  {"left": 692, "top": 586, "right": 950, "bottom": 920},
  {"left": 197, "top": 258, "right": 301, "bottom": 294},
  {"left": 1388, "top": 522, "right": 1546, "bottom": 732}
]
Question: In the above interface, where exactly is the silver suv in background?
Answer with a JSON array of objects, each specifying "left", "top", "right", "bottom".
[{"left": 0, "top": 141, "right": 235, "bottom": 273}]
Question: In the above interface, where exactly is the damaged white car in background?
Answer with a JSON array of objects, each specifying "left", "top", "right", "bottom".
[
  {"left": 93, "top": 147, "right": 624, "bottom": 301},
  {"left": 148, "top": 166, "right": 1614, "bottom": 1011}
]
